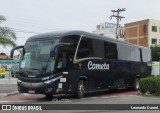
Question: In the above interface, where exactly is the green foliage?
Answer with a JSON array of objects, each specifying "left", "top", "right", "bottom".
[
  {"left": 0, "top": 15, "right": 16, "bottom": 47},
  {"left": 140, "top": 76, "right": 160, "bottom": 95},
  {"left": 150, "top": 45, "right": 160, "bottom": 61}
]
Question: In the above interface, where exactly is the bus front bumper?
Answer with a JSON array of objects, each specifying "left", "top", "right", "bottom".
[{"left": 17, "top": 80, "right": 64, "bottom": 95}]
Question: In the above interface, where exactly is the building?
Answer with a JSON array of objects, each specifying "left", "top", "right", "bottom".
[
  {"left": 93, "top": 22, "right": 117, "bottom": 38},
  {"left": 125, "top": 19, "right": 160, "bottom": 47},
  {"left": 93, "top": 22, "right": 125, "bottom": 40},
  {"left": 0, "top": 53, "right": 20, "bottom": 60},
  {"left": 0, "top": 53, "right": 10, "bottom": 59},
  {"left": 0, "top": 53, "right": 20, "bottom": 69},
  {"left": 0, "top": 59, "right": 20, "bottom": 70}
]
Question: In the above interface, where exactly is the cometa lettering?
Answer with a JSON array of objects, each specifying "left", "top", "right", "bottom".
[{"left": 88, "top": 61, "right": 109, "bottom": 70}]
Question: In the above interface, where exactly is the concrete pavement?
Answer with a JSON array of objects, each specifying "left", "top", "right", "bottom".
[
  {"left": 0, "top": 74, "right": 18, "bottom": 97},
  {"left": 0, "top": 77, "right": 17, "bottom": 84}
]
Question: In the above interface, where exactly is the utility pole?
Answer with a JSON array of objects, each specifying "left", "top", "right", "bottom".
[{"left": 110, "top": 8, "right": 126, "bottom": 39}]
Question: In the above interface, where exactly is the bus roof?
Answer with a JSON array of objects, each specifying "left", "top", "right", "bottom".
[{"left": 27, "top": 30, "right": 149, "bottom": 49}]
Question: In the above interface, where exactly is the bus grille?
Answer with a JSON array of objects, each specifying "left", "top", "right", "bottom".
[{"left": 20, "top": 81, "right": 44, "bottom": 87}]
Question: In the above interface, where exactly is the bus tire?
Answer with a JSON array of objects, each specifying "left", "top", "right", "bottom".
[
  {"left": 76, "top": 80, "right": 85, "bottom": 99},
  {"left": 45, "top": 94, "right": 53, "bottom": 99},
  {"left": 133, "top": 78, "right": 140, "bottom": 91}
]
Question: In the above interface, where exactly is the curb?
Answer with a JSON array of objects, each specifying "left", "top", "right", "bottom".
[
  {"left": 7, "top": 91, "right": 19, "bottom": 96},
  {"left": 0, "top": 91, "right": 19, "bottom": 97}
]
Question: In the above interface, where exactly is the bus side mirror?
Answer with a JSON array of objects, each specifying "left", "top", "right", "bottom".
[{"left": 10, "top": 45, "right": 24, "bottom": 58}]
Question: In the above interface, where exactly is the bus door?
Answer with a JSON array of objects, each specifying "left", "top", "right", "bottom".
[
  {"left": 55, "top": 46, "right": 74, "bottom": 92},
  {"left": 55, "top": 46, "right": 73, "bottom": 72}
]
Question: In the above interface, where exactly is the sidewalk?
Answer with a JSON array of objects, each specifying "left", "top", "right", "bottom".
[
  {"left": 0, "top": 77, "right": 17, "bottom": 84},
  {"left": 0, "top": 76, "right": 18, "bottom": 97}
]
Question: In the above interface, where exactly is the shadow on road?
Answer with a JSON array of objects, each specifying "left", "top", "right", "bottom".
[{"left": 42, "top": 89, "right": 140, "bottom": 101}]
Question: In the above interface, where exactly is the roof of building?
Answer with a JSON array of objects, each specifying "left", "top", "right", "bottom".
[{"left": 0, "top": 54, "right": 9, "bottom": 59}]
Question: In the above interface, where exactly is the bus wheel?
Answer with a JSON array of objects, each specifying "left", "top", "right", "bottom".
[
  {"left": 45, "top": 94, "right": 53, "bottom": 99},
  {"left": 76, "top": 80, "right": 85, "bottom": 99},
  {"left": 134, "top": 78, "right": 140, "bottom": 91}
]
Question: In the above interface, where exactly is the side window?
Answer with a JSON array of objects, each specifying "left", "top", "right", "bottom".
[
  {"left": 142, "top": 48, "right": 151, "bottom": 62},
  {"left": 118, "top": 44, "right": 141, "bottom": 62},
  {"left": 131, "top": 47, "right": 141, "bottom": 62},
  {"left": 117, "top": 44, "right": 131, "bottom": 61},
  {"left": 61, "top": 35, "right": 80, "bottom": 58},
  {"left": 105, "top": 42, "right": 117, "bottom": 59},
  {"left": 92, "top": 39, "right": 105, "bottom": 58},
  {"left": 76, "top": 37, "right": 105, "bottom": 59},
  {"left": 77, "top": 37, "right": 92, "bottom": 59}
]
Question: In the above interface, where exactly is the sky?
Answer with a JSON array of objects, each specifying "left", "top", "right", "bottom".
[{"left": 0, "top": 0, "right": 160, "bottom": 55}]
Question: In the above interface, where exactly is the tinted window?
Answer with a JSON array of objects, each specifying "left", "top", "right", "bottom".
[
  {"left": 57, "top": 50, "right": 67, "bottom": 69},
  {"left": 105, "top": 41, "right": 117, "bottom": 59},
  {"left": 117, "top": 44, "right": 131, "bottom": 61},
  {"left": 61, "top": 35, "right": 80, "bottom": 58},
  {"left": 92, "top": 39, "right": 105, "bottom": 58},
  {"left": 61, "top": 35, "right": 80, "bottom": 44},
  {"left": 142, "top": 48, "right": 151, "bottom": 62},
  {"left": 77, "top": 37, "right": 92, "bottom": 59},
  {"left": 118, "top": 44, "right": 141, "bottom": 61},
  {"left": 77, "top": 37, "right": 105, "bottom": 59},
  {"left": 131, "top": 47, "right": 141, "bottom": 62}
]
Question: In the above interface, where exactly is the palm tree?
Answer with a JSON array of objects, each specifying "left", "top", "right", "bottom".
[{"left": 0, "top": 15, "right": 16, "bottom": 47}]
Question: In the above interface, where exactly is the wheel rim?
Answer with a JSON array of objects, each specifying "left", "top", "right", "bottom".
[
  {"left": 136, "top": 79, "right": 140, "bottom": 90},
  {"left": 78, "top": 81, "right": 84, "bottom": 95}
]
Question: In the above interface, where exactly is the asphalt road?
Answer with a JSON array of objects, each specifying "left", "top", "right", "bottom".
[{"left": 0, "top": 74, "right": 159, "bottom": 113}]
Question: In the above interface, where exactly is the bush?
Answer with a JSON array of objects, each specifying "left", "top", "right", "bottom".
[{"left": 140, "top": 76, "right": 160, "bottom": 95}]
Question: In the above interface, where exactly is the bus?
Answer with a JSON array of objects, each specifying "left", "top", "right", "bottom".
[{"left": 10, "top": 31, "right": 151, "bottom": 99}]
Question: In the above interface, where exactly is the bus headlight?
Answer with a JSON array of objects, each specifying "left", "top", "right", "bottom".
[
  {"left": 17, "top": 79, "right": 22, "bottom": 83},
  {"left": 44, "top": 80, "right": 52, "bottom": 84}
]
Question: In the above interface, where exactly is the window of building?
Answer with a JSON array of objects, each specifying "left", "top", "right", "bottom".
[
  {"left": 104, "top": 41, "right": 117, "bottom": 59},
  {"left": 152, "top": 38, "right": 157, "bottom": 45},
  {"left": 152, "top": 26, "right": 157, "bottom": 32}
]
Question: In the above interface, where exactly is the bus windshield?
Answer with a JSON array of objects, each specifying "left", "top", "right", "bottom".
[{"left": 20, "top": 39, "right": 59, "bottom": 74}]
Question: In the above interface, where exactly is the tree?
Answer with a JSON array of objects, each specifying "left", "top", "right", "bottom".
[
  {"left": 0, "top": 15, "right": 16, "bottom": 47},
  {"left": 150, "top": 45, "right": 160, "bottom": 61}
]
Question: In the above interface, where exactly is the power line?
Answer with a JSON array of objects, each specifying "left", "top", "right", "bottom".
[
  {"left": 110, "top": 8, "right": 126, "bottom": 39},
  {"left": 7, "top": 22, "right": 54, "bottom": 31},
  {"left": 13, "top": 28, "right": 40, "bottom": 34},
  {"left": 6, "top": 17, "right": 95, "bottom": 30}
]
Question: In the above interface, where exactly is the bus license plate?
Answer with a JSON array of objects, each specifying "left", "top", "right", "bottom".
[{"left": 28, "top": 90, "right": 35, "bottom": 94}]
